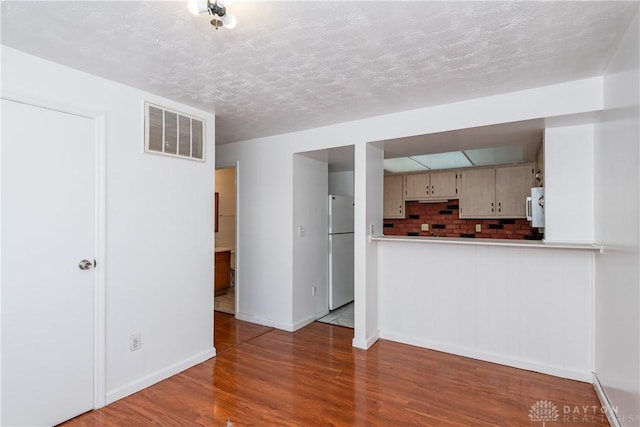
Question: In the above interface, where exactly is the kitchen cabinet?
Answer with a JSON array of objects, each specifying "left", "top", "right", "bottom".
[
  {"left": 430, "top": 171, "right": 458, "bottom": 198},
  {"left": 215, "top": 248, "right": 231, "bottom": 296},
  {"left": 383, "top": 175, "right": 405, "bottom": 219},
  {"left": 459, "top": 168, "right": 496, "bottom": 217},
  {"left": 495, "top": 164, "right": 533, "bottom": 217},
  {"left": 459, "top": 163, "right": 533, "bottom": 218},
  {"left": 405, "top": 170, "right": 457, "bottom": 200},
  {"left": 535, "top": 143, "right": 544, "bottom": 187},
  {"left": 404, "top": 173, "right": 430, "bottom": 199}
]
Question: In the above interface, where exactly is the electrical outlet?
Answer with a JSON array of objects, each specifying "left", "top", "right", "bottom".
[
  {"left": 421, "top": 224, "right": 429, "bottom": 231},
  {"left": 298, "top": 226, "right": 306, "bottom": 237},
  {"left": 311, "top": 286, "right": 317, "bottom": 297},
  {"left": 130, "top": 333, "right": 141, "bottom": 351},
  {"left": 475, "top": 224, "right": 482, "bottom": 233}
]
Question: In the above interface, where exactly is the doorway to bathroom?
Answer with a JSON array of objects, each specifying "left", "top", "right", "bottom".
[{"left": 214, "top": 166, "right": 236, "bottom": 315}]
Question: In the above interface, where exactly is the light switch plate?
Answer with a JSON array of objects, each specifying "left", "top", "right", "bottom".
[
  {"left": 475, "top": 224, "right": 482, "bottom": 232},
  {"left": 421, "top": 224, "right": 429, "bottom": 231}
]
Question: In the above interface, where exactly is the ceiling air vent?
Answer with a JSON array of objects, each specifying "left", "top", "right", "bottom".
[{"left": 144, "top": 102, "right": 205, "bottom": 161}]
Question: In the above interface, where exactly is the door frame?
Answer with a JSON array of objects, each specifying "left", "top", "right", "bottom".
[
  {"left": 1, "top": 92, "right": 107, "bottom": 409},
  {"left": 214, "top": 162, "right": 240, "bottom": 317}
]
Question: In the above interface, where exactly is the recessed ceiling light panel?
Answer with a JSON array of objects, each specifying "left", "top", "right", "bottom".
[
  {"left": 383, "top": 158, "right": 428, "bottom": 173},
  {"left": 410, "top": 152, "right": 472, "bottom": 170}
]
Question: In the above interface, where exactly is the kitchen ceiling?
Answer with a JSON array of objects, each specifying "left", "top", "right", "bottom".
[
  {"left": 1, "top": 1, "right": 637, "bottom": 145},
  {"left": 383, "top": 144, "right": 539, "bottom": 173},
  {"left": 377, "top": 118, "right": 544, "bottom": 173}
]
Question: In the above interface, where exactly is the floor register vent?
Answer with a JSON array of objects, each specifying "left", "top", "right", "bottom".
[{"left": 144, "top": 102, "right": 205, "bottom": 161}]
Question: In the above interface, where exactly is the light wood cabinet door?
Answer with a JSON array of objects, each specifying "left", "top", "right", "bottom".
[
  {"left": 404, "top": 173, "right": 430, "bottom": 200},
  {"left": 495, "top": 164, "right": 533, "bottom": 217},
  {"left": 430, "top": 170, "right": 457, "bottom": 198},
  {"left": 535, "top": 143, "right": 544, "bottom": 187},
  {"left": 383, "top": 175, "right": 405, "bottom": 219},
  {"left": 459, "top": 168, "right": 495, "bottom": 218}
]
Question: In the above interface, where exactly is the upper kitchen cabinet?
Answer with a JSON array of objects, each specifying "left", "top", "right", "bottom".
[
  {"left": 535, "top": 143, "right": 544, "bottom": 187},
  {"left": 459, "top": 168, "right": 495, "bottom": 217},
  {"left": 384, "top": 175, "right": 405, "bottom": 219},
  {"left": 405, "top": 170, "right": 457, "bottom": 200},
  {"left": 495, "top": 164, "right": 534, "bottom": 217},
  {"left": 404, "top": 173, "right": 430, "bottom": 200},
  {"left": 459, "top": 163, "right": 534, "bottom": 218},
  {"left": 430, "top": 171, "right": 458, "bottom": 199}
]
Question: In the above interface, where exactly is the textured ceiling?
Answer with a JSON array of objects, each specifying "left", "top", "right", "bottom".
[{"left": 1, "top": 1, "right": 638, "bottom": 144}]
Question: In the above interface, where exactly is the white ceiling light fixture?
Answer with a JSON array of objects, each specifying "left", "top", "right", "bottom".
[{"left": 188, "top": 0, "right": 237, "bottom": 30}]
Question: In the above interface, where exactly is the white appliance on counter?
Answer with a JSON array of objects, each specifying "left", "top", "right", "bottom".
[
  {"left": 328, "top": 195, "right": 354, "bottom": 310},
  {"left": 526, "top": 187, "right": 545, "bottom": 228}
]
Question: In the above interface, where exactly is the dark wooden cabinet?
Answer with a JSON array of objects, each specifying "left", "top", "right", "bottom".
[{"left": 215, "top": 249, "right": 231, "bottom": 296}]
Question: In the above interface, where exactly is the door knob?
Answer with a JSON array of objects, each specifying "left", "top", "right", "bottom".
[{"left": 78, "top": 259, "right": 94, "bottom": 270}]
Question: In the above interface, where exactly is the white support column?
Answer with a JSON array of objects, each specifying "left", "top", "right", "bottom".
[{"left": 352, "top": 142, "right": 384, "bottom": 349}]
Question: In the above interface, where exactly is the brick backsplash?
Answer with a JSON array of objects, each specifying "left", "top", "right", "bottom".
[{"left": 383, "top": 200, "right": 543, "bottom": 240}]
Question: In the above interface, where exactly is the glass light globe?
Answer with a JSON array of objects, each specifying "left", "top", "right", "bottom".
[
  {"left": 222, "top": 13, "right": 237, "bottom": 29},
  {"left": 188, "top": 0, "right": 209, "bottom": 15}
]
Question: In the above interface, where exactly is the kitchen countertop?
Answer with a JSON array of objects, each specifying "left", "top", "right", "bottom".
[{"left": 369, "top": 235, "right": 602, "bottom": 252}]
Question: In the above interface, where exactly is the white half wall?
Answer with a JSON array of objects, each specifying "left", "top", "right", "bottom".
[
  {"left": 292, "top": 155, "right": 329, "bottom": 329},
  {"left": 544, "top": 124, "right": 595, "bottom": 243},
  {"left": 378, "top": 241, "right": 595, "bottom": 382},
  {"left": 1, "top": 47, "right": 216, "bottom": 404},
  {"left": 595, "top": 11, "right": 640, "bottom": 427}
]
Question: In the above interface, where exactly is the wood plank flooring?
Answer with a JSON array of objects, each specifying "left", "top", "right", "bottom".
[{"left": 60, "top": 313, "right": 609, "bottom": 426}]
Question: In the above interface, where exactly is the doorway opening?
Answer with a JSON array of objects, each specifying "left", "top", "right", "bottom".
[
  {"left": 214, "top": 166, "right": 237, "bottom": 315},
  {"left": 293, "top": 145, "right": 355, "bottom": 330}
]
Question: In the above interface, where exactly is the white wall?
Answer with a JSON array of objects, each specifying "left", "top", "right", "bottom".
[
  {"left": 595, "top": 12, "right": 640, "bottom": 426},
  {"left": 215, "top": 168, "right": 236, "bottom": 266},
  {"left": 216, "top": 75, "right": 603, "bottom": 347},
  {"left": 329, "top": 171, "right": 354, "bottom": 198},
  {"left": 219, "top": 140, "right": 295, "bottom": 330},
  {"left": 544, "top": 124, "right": 595, "bottom": 243},
  {"left": 1, "top": 47, "right": 216, "bottom": 404},
  {"left": 292, "top": 155, "right": 329, "bottom": 329},
  {"left": 378, "top": 241, "right": 595, "bottom": 381}
]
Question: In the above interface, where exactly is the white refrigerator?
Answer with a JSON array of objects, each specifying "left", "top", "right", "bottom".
[{"left": 328, "top": 195, "right": 354, "bottom": 310}]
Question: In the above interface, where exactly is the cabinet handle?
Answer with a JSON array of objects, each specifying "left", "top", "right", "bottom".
[
  {"left": 431, "top": 185, "right": 434, "bottom": 195},
  {"left": 498, "top": 202, "right": 501, "bottom": 213},
  {"left": 491, "top": 202, "right": 494, "bottom": 213}
]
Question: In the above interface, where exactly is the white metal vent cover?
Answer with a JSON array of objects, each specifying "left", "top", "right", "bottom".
[{"left": 144, "top": 102, "right": 205, "bottom": 161}]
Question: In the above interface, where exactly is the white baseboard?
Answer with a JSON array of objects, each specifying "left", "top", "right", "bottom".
[
  {"left": 106, "top": 348, "right": 216, "bottom": 404},
  {"left": 593, "top": 372, "right": 621, "bottom": 427},
  {"left": 291, "top": 314, "right": 318, "bottom": 331},
  {"left": 380, "top": 331, "right": 592, "bottom": 382},
  {"left": 352, "top": 330, "right": 380, "bottom": 350},
  {"left": 235, "top": 311, "right": 293, "bottom": 331}
]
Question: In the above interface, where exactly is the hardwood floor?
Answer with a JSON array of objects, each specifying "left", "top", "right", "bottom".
[{"left": 61, "top": 314, "right": 609, "bottom": 426}]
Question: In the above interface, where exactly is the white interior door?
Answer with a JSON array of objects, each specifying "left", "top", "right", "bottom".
[{"left": 1, "top": 99, "right": 95, "bottom": 426}]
